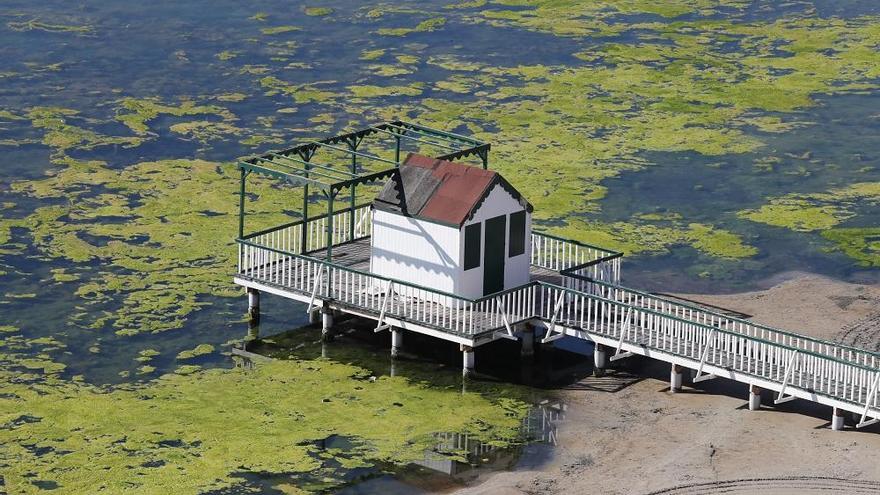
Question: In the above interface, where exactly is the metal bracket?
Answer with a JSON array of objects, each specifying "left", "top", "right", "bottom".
[
  {"left": 774, "top": 351, "right": 799, "bottom": 404},
  {"left": 306, "top": 264, "right": 325, "bottom": 315},
  {"left": 374, "top": 281, "right": 394, "bottom": 333},
  {"left": 610, "top": 308, "right": 633, "bottom": 362},
  {"left": 540, "top": 293, "right": 567, "bottom": 344},
  {"left": 857, "top": 372, "right": 880, "bottom": 428},
  {"left": 693, "top": 328, "right": 718, "bottom": 383}
]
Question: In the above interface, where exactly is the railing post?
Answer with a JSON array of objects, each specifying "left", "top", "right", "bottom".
[
  {"left": 238, "top": 168, "right": 246, "bottom": 238},
  {"left": 326, "top": 191, "right": 334, "bottom": 261}
]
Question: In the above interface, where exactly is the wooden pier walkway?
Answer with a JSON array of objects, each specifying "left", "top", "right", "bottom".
[{"left": 234, "top": 205, "right": 880, "bottom": 430}]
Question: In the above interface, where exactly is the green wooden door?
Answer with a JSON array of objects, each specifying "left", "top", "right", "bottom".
[{"left": 483, "top": 215, "right": 506, "bottom": 296}]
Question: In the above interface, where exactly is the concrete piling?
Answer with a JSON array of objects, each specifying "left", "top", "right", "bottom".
[
  {"left": 321, "top": 304, "right": 333, "bottom": 342},
  {"left": 247, "top": 288, "right": 260, "bottom": 319},
  {"left": 670, "top": 364, "right": 683, "bottom": 393},
  {"left": 391, "top": 328, "right": 403, "bottom": 359},
  {"left": 832, "top": 407, "right": 845, "bottom": 431},
  {"left": 594, "top": 343, "right": 607, "bottom": 377},
  {"left": 462, "top": 345, "right": 475, "bottom": 377},
  {"left": 521, "top": 325, "right": 535, "bottom": 359},
  {"left": 749, "top": 385, "right": 762, "bottom": 411}
]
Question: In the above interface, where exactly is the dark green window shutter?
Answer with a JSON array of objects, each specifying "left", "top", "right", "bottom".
[
  {"left": 464, "top": 223, "right": 481, "bottom": 270},
  {"left": 509, "top": 211, "right": 526, "bottom": 257}
]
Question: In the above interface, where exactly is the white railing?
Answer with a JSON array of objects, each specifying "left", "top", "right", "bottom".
[
  {"left": 586, "top": 281, "right": 880, "bottom": 371},
  {"left": 535, "top": 283, "right": 880, "bottom": 418},
  {"left": 531, "top": 232, "right": 622, "bottom": 286},
  {"left": 241, "top": 204, "right": 372, "bottom": 255},
  {"left": 238, "top": 240, "right": 537, "bottom": 336}
]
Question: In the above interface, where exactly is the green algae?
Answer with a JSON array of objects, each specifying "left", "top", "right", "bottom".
[
  {"left": 259, "top": 76, "right": 337, "bottom": 104},
  {"left": 25, "top": 107, "right": 144, "bottom": 160},
  {"left": 738, "top": 182, "right": 880, "bottom": 232},
  {"left": 0, "top": 356, "right": 530, "bottom": 494},
  {"left": 822, "top": 228, "right": 880, "bottom": 267},
  {"left": 349, "top": 84, "right": 423, "bottom": 98},
  {"left": 216, "top": 50, "right": 239, "bottom": 61},
  {"left": 176, "top": 343, "right": 214, "bottom": 360},
  {"left": 360, "top": 48, "right": 386, "bottom": 61},
  {"left": 304, "top": 7, "right": 334, "bottom": 16},
  {"left": 135, "top": 349, "right": 160, "bottom": 363},
  {"left": 169, "top": 120, "right": 242, "bottom": 142},
  {"left": 261, "top": 25, "right": 301, "bottom": 35},
  {"left": 115, "top": 97, "right": 236, "bottom": 135},
  {"left": 378, "top": 17, "right": 446, "bottom": 36},
  {"left": 215, "top": 92, "right": 248, "bottom": 102},
  {"left": 10, "top": 159, "right": 301, "bottom": 335}
]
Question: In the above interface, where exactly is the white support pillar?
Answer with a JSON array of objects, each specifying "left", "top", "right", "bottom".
[
  {"left": 391, "top": 328, "right": 403, "bottom": 359},
  {"left": 521, "top": 325, "right": 535, "bottom": 359},
  {"left": 749, "top": 385, "right": 762, "bottom": 411},
  {"left": 670, "top": 364, "right": 683, "bottom": 393},
  {"left": 321, "top": 304, "right": 333, "bottom": 342},
  {"left": 462, "top": 345, "right": 475, "bottom": 377},
  {"left": 832, "top": 407, "right": 845, "bottom": 431},
  {"left": 247, "top": 288, "right": 260, "bottom": 319},
  {"left": 593, "top": 343, "right": 607, "bottom": 377}
]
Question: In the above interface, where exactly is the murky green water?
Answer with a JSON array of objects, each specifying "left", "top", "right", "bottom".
[{"left": 1, "top": 0, "right": 879, "bottom": 493}]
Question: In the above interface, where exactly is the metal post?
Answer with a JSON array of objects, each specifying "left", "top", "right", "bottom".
[
  {"left": 238, "top": 168, "right": 246, "bottom": 238},
  {"left": 301, "top": 162, "right": 310, "bottom": 253},
  {"left": 749, "top": 385, "right": 761, "bottom": 411},
  {"left": 326, "top": 191, "right": 334, "bottom": 261},
  {"left": 394, "top": 135, "right": 401, "bottom": 165},
  {"left": 348, "top": 139, "right": 357, "bottom": 242},
  {"left": 480, "top": 150, "right": 488, "bottom": 170}
]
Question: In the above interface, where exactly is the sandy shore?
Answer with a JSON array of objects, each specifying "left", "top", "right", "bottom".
[{"left": 457, "top": 273, "right": 880, "bottom": 495}]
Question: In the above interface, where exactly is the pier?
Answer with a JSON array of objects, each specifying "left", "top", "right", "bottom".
[{"left": 234, "top": 122, "right": 880, "bottom": 431}]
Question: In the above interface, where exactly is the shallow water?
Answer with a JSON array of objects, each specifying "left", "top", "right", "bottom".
[{"left": 1, "top": 0, "right": 879, "bottom": 493}]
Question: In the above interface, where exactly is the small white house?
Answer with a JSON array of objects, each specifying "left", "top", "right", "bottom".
[{"left": 370, "top": 153, "right": 533, "bottom": 299}]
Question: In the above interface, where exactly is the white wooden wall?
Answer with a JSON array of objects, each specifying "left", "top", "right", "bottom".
[
  {"left": 370, "top": 209, "right": 460, "bottom": 294},
  {"left": 458, "top": 183, "right": 531, "bottom": 299}
]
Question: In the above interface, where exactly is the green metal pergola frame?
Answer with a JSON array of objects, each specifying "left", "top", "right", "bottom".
[{"left": 237, "top": 120, "right": 490, "bottom": 260}]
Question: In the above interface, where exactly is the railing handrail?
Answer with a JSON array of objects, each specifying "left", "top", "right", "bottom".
[
  {"left": 534, "top": 281, "right": 880, "bottom": 372},
  {"left": 586, "top": 278, "right": 880, "bottom": 362},
  {"left": 531, "top": 230, "right": 624, "bottom": 257},
  {"left": 237, "top": 238, "right": 474, "bottom": 303},
  {"left": 241, "top": 203, "right": 372, "bottom": 240}
]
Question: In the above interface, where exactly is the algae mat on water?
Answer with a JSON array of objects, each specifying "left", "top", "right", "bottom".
[
  {"left": 0, "top": 354, "right": 530, "bottom": 494},
  {"left": 7, "top": 158, "right": 299, "bottom": 335}
]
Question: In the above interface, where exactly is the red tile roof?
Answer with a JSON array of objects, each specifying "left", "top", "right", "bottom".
[
  {"left": 404, "top": 154, "right": 497, "bottom": 225},
  {"left": 373, "top": 153, "right": 531, "bottom": 226}
]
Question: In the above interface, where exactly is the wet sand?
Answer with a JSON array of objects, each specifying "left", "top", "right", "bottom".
[{"left": 457, "top": 273, "right": 880, "bottom": 495}]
